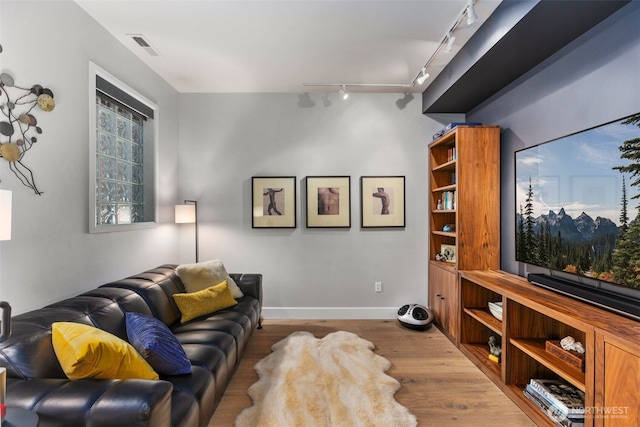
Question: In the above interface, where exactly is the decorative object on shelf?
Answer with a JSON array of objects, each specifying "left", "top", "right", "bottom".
[
  {"left": 432, "top": 122, "right": 482, "bottom": 141},
  {"left": 360, "top": 176, "right": 405, "bottom": 228},
  {"left": 488, "top": 335, "right": 501, "bottom": 363},
  {"left": 488, "top": 301, "right": 502, "bottom": 321},
  {"left": 442, "top": 223, "right": 455, "bottom": 232},
  {"left": 251, "top": 176, "right": 297, "bottom": 228},
  {"left": 546, "top": 338, "right": 586, "bottom": 371},
  {"left": 560, "top": 336, "right": 585, "bottom": 354},
  {"left": 440, "top": 244, "right": 456, "bottom": 263},
  {"left": 305, "top": 176, "right": 351, "bottom": 228},
  {"left": 0, "top": 44, "right": 55, "bottom": 195}
]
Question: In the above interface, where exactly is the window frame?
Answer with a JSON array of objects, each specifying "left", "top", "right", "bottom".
[{"left": 89, "top": 62, "right": 159, "bottom": 233}]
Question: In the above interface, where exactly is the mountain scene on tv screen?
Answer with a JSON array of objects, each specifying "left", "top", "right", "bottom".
[{"left": 516, "top": 113, "right": 640, "bottom": 289}]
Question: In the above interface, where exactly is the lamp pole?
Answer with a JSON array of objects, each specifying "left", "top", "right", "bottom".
[{"left": 184, "top": 200, "right": 198, "bottom": 262}]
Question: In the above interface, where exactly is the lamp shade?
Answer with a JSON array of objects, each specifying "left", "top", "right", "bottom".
[
  {"left": 175, "top": 204, "right": 196, "bottom": 224},
  {"left": 0, "top": 190, "right": 11, "bottom": 241}
]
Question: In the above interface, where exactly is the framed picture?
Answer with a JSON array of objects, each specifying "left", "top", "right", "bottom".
[
  {"left": 360, "top": 176, "right": 405, "bottom": 228},
  {"left": 251, "top": 176, "right": 296, "bottom": 228},
  {"left": 440, "top": 244, "right": 457, "bottom": 263},
  {"left": 305, "top": 176, "right": 351, "bottom": 228}
]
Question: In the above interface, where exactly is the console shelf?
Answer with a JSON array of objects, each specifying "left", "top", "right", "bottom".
[
  {"left": 463, "top": 307, "right": 502, "bottom": 335},
  {"left": 510, "top": 338, "right": 585, "bottom": 390},
  {"left": 457, "top": 269, "right": 640, "bottom": 427}
]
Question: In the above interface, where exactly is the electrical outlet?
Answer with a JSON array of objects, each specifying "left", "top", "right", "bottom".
[{"left": 375, "top": 281, "right": 383, "bottom": 293}]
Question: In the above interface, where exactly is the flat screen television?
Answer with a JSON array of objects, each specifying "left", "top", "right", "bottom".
[{"left": 515, "top": 112, "right": 640, "bottom": 320}]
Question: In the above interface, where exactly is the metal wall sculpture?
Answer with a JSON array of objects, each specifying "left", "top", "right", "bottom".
[{"left": 0, "top": 43, "right": 56, "bottom": 195}]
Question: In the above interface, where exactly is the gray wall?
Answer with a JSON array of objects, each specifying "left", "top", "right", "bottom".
[
  {"left": 0, "top": 1, "right": 181, "bottom": 314},
  {"left": 178, "top": 93, "right": 440, "bottom": 318},
  {"left": 468, "top": 1, "right": 640, "bottom": 277}
]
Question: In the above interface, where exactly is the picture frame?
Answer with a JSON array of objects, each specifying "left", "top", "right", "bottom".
[
  {"left": 251, "top": 176, "right": 296, "bottom": 228},
  {"left": 440, "top": 244, "right": 457, "bottom": 263},
  {"left": 360, "top": 176, "right": 406, "bottom": 228},
  {"left": 305, "top": 176, "right": 351, "bottom": 228}
]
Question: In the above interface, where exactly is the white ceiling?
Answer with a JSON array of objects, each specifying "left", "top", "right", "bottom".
[{"left": 75, "top": 0, "right": 502, "bottom": 94}]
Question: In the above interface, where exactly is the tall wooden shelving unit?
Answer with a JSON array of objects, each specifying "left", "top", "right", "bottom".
[{"left": 428, "top": 125, "right": 501, "bottom": 344}]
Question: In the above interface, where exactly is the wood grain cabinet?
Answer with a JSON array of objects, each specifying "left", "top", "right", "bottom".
[
  {"left": 596, "top": 333, "right": 640, "bottom": 426},
  {"left": 428, "top": 262, "right": 458, "bottom": 342}
]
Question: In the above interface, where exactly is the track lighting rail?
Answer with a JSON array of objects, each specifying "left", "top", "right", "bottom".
[{"left": 303, "top": 0, "right": 477, "bottom": 95}]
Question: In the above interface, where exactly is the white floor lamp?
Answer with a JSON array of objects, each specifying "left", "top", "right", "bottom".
[{"left": 175, "top": 200, "right": 198, "bottom": 263}]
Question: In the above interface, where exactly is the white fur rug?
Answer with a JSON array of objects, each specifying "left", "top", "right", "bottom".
[{"left": 235, "top": 331, "right": 417, "bottom": 427}]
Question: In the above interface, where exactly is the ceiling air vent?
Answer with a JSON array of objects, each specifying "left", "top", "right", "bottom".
[{"left": 128, "top": 34, "right": 160, "bottom": 57}]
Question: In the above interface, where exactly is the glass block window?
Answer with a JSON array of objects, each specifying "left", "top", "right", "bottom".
[
  {"left": 90, "top": 63, "right": 157, "bottom": 233},
  {"left": 96, "top": 94, "right": 145, "bottom": 225}
]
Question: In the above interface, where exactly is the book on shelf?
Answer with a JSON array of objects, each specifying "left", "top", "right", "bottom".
[
  {"left": 441, "top": 190, "right": 455, "bottom": 210},
  {"left": 446, "top": 147, "right": 457, "bottom": 162},
  {"left": 528, "top": 379, "right": 585, "bottom": 416},
  {"left": 524, "top": 387, "right": 584, "bottom": 427}
]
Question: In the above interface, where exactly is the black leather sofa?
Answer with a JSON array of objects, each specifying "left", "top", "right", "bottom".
[{"left": 0, "top": 264, "right": 262, "bottom": 427}]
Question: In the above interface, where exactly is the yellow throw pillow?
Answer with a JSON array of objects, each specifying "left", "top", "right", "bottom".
[
  {"left": 173, "top": 280, "right": 238, "bottom": 323},
  {"left": 52, "top": 322, "right": 159, "bottom": 380}
]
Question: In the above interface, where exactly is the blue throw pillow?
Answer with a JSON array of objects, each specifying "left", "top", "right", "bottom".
[{"left": 125, "top": 312, "right": 192, "bottom": 375}]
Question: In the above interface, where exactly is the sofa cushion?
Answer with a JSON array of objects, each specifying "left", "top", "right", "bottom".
[
  {"left": 52, "top": 322, "right": 159, "bottom": 380},
  {"left": 176, "top": 260, "right": 243, "bottom": 298},
  {"left": 125, "top": 312, "right": 192, "bottom": 375},
  {"left": 173, "top": 281, "right": 238, "bottom": 323}
]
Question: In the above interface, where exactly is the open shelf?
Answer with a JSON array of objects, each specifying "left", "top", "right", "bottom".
[
  {"left": 431, "top": 230, "right": 456, "bottom": 238},
  {"left": 510, "top": 338, "right": 585, "bottom": 391},
  {"left": 460, "top": 342, "right": 502, "bottom": 379},
  {"left": 433, "top": 183, "right": 457, "bottom": 192},
  {"left": 433, "top": 159, "right": 456, "bottom": 172},
  {"left": 463, "top": 307, "right": 502, "bottom": 335}
]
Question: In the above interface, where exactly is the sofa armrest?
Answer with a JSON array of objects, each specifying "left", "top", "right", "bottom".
[
  {"left": 7, "top": 378, "right": 173, "bottom": 427},
  {"left": 231, "top": 273, "right": 262, "bottom": 306}
]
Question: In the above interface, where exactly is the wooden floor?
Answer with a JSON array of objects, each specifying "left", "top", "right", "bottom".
[{"left": 208, "top": 320, "right": 536, "bottom": 427}]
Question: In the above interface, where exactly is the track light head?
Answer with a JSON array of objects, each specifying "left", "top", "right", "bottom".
[
  {"left": 417, "top": 68, "right": 430, "bottom": 85},
  {"left": 338, "top": 85, "right": 348, "bottom": 100},
  {"left": 444, "top": 33, "right": 456, "bottom": 53},
  {"left": 467, "top": 0, "right": 477, "bottom": 25}
]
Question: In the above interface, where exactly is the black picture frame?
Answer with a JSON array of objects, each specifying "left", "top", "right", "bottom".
[
  {"left": 305, "top": 176, "right": 351, "bottom": 228},
  {"left": 360, "top": 176, "right": 406, "bottom": 228},
  {"left": 251, "top": 176, "right": 297, "bottom": 228}
]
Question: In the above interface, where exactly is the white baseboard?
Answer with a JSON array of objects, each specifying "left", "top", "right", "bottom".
[{"left": 262, "top": 307, "right": 399, "bottom": 320}]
